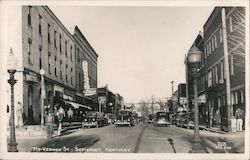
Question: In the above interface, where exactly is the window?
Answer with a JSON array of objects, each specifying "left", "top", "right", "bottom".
[
  {"left": 235, "top": 92, "right": 238, "bottom": 104},
  {"left": 211, "top": 38, "right": 214, "bottom": 51},
  {"left": 48, "top": 24, "right": 51, "bottom": 43},
  {"left": 39, "top": 15, "right": 42, "bottom": 35},
  {"left": 65, "top": 40, "right": 68, "bottom": 56},
  {"left": 54, "top": 30, "right": 57, "bottom": 49},
  {"left": 229, "top": 16, "right": 233, "bottom": 32},
  {"left": 59, "top": 34, "right": 62, "bottom": 52},
  {"left": 219, "top": 27, "right": 223, "bottom": 43},
  {"left": 54, "top": 67, "right": 57, "bottom": 77},
  {"left": 208, "top": 70, "right": 212, "bottom": 87},
  {"left": 218, "top": 97, "right": 221, "bottom": 107},
  {"left": 231, "top": 93, "right": 235, "bottom": 105},
  {"left": 220, "top": 60, "right": 224, "bottom": 81},
  {"left": 28, "top": 39, "right": 32, "bottom": 64},
  {"left": 214, "top": 35, "right": 217, "bottom": 48},
  {"left": 71, "top": 67, "right": 73, "bottom": 73},
  {"left": 206, "top": 44, "right": 209, "bottom": 56},
  {"left": 230, "top": 55, "right": 234, "bottom": 75},
  {"left": 39, "top": 48, "right": 42, "bottom": 69},
  {"left": 28, "top": 6, "right": 31, "bottom": 26},
  {"left": 215, "top": 65, "right": 218, "bottom": 84},
  {"left": 240, "top": 90, "right": 244, "bottom": 103},
  {"left": 71, "top": 77, "right": 73, "bottom": 85},
  {"left": 204, "top": 46, "right": 207, "bottom": 59},
  {"left": 78, "top": 73, "right": 81, "bottom": 88},
  {"left": 209, "top": 41, "right": 212, "bottom": 54},
  {"left": 48, "top": 52, "right": 51, "bottom": 74},
  {"left": 70, "top": 45, "right": 73, "bottom": 61}
]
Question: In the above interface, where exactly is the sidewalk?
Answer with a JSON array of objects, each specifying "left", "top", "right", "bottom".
[
  {"left": 7, "top": 122, "right": 83, "bottom": 138},
  {"left": 179, "top": 125, "right": 245, "bottom": 153}
]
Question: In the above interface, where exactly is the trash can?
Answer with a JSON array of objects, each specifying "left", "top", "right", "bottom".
[{"left": 231, "top": 118, "right": 237, "bottom": 132}]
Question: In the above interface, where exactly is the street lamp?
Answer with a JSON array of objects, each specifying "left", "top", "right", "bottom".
[
  {"left": 187, "top": 44, "right": 207, "bottom": 153},
  {"left": 40, "top": 69, "right": 45, "bottom": 125},
  {"left": 7, "top": 48, "right": 18, "bottom": 152}
]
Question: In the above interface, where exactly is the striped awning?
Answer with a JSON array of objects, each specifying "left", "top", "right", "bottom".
[{"left": 65, "top": 101, "right": 91, "bottom": 110}]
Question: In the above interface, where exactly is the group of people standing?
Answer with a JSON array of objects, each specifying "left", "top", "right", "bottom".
[
  {"left": 45, "top": 105, "right": 74, "bottom": 139},
  {"left": 8, "top": 101, "right": 75, "bottom": 139}
]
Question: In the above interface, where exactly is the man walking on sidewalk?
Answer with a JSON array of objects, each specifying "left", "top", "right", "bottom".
[
  {"left": 45, "top": 110, "right": 54, "bottom": 139},
  {"left": 235, "top": 108, "right": 243, "bottom": 132},
  {"left": 67, "top": 108, "right": 74, "bottom": 124}
]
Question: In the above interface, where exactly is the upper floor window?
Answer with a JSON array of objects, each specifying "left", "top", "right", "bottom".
[
  {"left": 220, "top": 60, "right": 224, "bottom": 81},
  {"left": 214, "top": 35, "right": 217, "bottom": 48},
  {"left": 70, "top": 45, "right": 73, "bottom": 61},
  {"left": 208, "top": 70, "right": 212, "bottom": 87},
  {"left": 219, "top": 27, "right": 223, "bottom": 43},
  {"left": 230, "top": 55, "right": 234, "bottom": 75},
  {"left": 39, "top": 15, "right": 42, "bottom": 35},
  {"left": 48, "top": 24, "right": 51, "bottom": 43},
  {"left": 28, "top": 6, "right": 32, "bottom": 26},
  {"left": 229, "top": 16, "right": 233, "bottom": 32},
  {"left": 59, "top": 34, "right": 62, "bottom": 52},
  {"left": 65, "top": 40, "right": 68, "bottom": 56},
  {"left": 54, "top": 30, "right": 57, "bottom": 49}
]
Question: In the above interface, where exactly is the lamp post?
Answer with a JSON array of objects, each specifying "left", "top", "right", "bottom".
[
  {"left": 7, "top": 48, "right": 18, "bottom": 152},
  {"left": 187, "top": 44, "right": 207, "bottom": 153},
  {"left": 40, "top": 69, "right": 45, "bottom": 125}
]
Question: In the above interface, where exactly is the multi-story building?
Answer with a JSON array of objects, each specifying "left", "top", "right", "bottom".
[
  {"left": 203, "top": 7, "right": 245, "bottom": 130},
  {"left": 73, "top": 26, "right": 98, "bottom": 107},
  {"left": 7, "top": 6, "right": 98, "bottom": 125}
]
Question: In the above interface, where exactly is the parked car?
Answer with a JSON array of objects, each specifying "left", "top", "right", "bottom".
[
  {"left": 153, "top": 111, "right": 171, "bottom": 127},
  {"left": 182, "top": 112, "right": 194, "bottom": 129},
  {"left": 176, "top": 113, "right": 184, "bottom": 127},
  {"left": 114, "top": 110, "right": 134, "bottom": 127},
  {"left": 82, "top": 111, "right": 107, "bottom": 128},
  {"left": 170, "top": 113, "right": 178, "bottom": 125}
]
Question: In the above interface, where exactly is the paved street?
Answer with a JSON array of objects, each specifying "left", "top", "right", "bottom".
[{"left": 15, "top": 123, "right": 244, "bottom": 153}]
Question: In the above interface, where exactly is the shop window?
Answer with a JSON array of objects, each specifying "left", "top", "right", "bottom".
[{"left": 28, "top": 6, "right": 32, "bottom": 26}]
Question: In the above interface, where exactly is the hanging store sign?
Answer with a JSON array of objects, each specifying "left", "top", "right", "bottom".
[
  {"left": 25, "top": 74, "right": 38, "bottom": 82},
  {"left": 98, "top": 96, "right": 106, "bottom": 104},
  {"left": 179, "top": 97, "right": 187, "bottom": 105},
  {"left": 84, "top": 88, "right": 97, "bottom": 96},
  {"left": 82, "top": 61, "right": 90, "bottom": 90}
]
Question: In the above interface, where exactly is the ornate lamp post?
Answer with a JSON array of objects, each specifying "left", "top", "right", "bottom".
[
  {"left": 7, "top": 48, "right": 18, "bottom": 152},
  {"left": 40, "top": 69, "right": 45, "bottom": 125},
  {"left": 187, "top": 45, "right": 207, "bottom": 153}
]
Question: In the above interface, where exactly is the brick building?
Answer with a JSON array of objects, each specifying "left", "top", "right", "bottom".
[
  {"left": 7, "top": 6, "right": 98, "bottom": 125},
  {"left": 203, "top": 7, "right": 245, "bottom": 130}
]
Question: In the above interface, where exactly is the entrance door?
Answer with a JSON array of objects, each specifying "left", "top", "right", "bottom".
[{"left": 28, "top": 86, "right": 34, "bottom": 124}]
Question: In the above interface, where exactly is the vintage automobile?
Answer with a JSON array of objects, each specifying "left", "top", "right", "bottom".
[
  {"left": 169, "top": 113, "right": 178, "bottom": 125},
  {"left": 147, "top": 114, "right": 155, "bottom": 123},
  {"left": 153, "top": 111, "right": 171, "bottom": 127},
  {"left": 114, "top": 110, "right": 134, "bottom": 127},
  {"left": 182, "top": 112, "right": 194, "bottom": 129},
  {"left": 132, "top": 112, "right": 139, "bottom": 124},
  {"left": 105, "top": 113, "right": 115, "bottom": 125},
  {"left": 82, "top": 111, "right": 107, "bottom": 128}
]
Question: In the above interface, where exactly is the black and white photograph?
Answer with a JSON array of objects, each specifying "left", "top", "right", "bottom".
[{"left": 0, "top": 0, "right": 249, "bottom": 160}]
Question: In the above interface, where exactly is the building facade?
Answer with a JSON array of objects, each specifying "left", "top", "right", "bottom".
[
  {"left": 203, "top": 7, "right": 245, "bottom": 130},
  {"left": 7, "top": 6, "right": 98, "bottom": 125}
]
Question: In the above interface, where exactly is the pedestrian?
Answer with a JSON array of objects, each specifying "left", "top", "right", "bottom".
[
  {"left": 214, "top": 109, "right": 221, "bottom": 129},
  {"left": 67, "top": 108, "right": 74, "bottom": 124},
  {"left": 45, "top": 110, "right": 54, "bottom": 139},
  {"left": 235, "top": 108, "right": 243, "bottom": 132},
  {"left": 57, "top": 106, "right": 65, "bottom": 136},
  {"left": 16, "top": 102, "right": 24, "bottom": 127}
]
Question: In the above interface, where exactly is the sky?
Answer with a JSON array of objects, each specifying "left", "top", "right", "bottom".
[{"left": 50, "top": 5, "right": 214, "bottom": 103}]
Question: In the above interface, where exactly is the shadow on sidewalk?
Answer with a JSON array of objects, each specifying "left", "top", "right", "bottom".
[{"left": 32, "top": 135, "right": 100, "bottom": 152}]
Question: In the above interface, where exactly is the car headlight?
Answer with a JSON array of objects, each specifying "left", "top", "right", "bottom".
[
  {"left": 84, "top": 119, "right": 87, "bottom": 122},
  {"left": 115, "top": 119, "right": 117, "bottom": 122},
  {"left": 92, "top": 118, "right": 95, "bottom": 121},
  {"left": 127, "top": 119, "right": 131, "bottom": 122}
]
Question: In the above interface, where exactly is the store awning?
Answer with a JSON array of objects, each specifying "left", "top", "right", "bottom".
[{"left": 65, "top": 101, "right": 91, "bottom": 110}]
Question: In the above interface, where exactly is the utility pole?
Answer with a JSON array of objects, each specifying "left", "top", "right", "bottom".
[
  {"left": 171, "top": 81, "right": 174, "bottom": 96},
  {"left": 185, "top": 54, "right": 189, "bottom": 111},
  {"left": 221, "top": 8, "right": 232, "bottom": 132}
]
